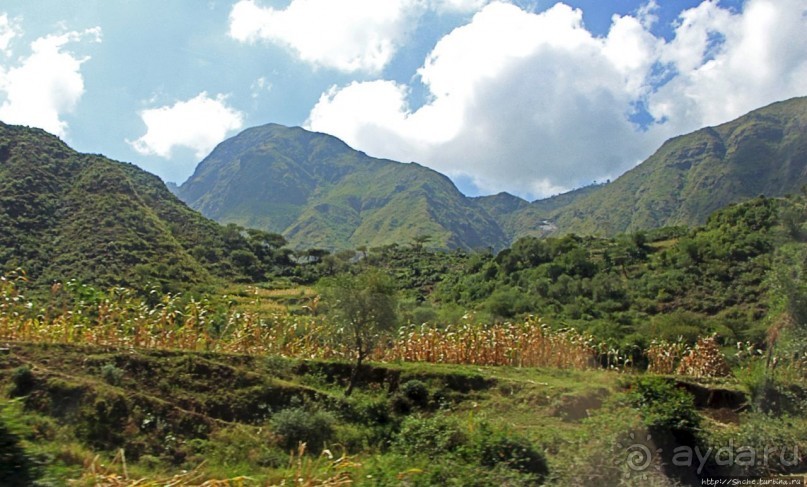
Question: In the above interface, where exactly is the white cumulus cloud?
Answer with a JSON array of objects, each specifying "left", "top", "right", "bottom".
[
  {"left": 430, "top": 0, "right": 490, "bottom": 13},
  {"left": 0, "top": 26, "right": 100, "bottom": 138},
  {"left": 306, "top": 0, "right": 807, "bottom": 199},
  {"left": 0, "top": 13, "right": 22, "bottom": 56},
  {"left": 228, "top": 0, "right": 489, "bottom": 74},
  {"left": 650, "top": 0, "right": 807, "bottom": 133},
  {"left": 307, "top": 2, "right": 660, "bottom": 197},
  {"left": 129, "top": 92, "right": 245, "bottom": 159},
  {"left": 229, "top": 0, "right": 418, "bottom": 73}
]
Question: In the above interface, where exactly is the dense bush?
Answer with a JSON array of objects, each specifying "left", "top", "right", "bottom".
[
  {"left": 476, "top": 430, "right": 548, "bottom": 479},
  {"left": 0, "top": 417, "right": 38, "bottom": 486},
  {"left": 425, "top": 195, "right": 790, "bottom": 352},
  {"left": 400, "top": 379, "right": 429, "bottom": 408},
  {"left": 629, "top": 377, "right": 700, "bottom": 434},
  {"left": 391, "top": 414, "right": 549, "bottom": 482},
  {"left": 705, "top": 413, "right": 806, "bottom": 476},
  {"left": 10, "top": 365, "right": 34, "bottom": 397},
  {"left": 269, "top": 407, "right": 335, "bottom": 453},
  {"left": 194, "top": 424, "right": 287, "bottom": 470},
  {"left": 100, "top": 363, "right": 124, "bottom": 386},
  {"left": 392, "top": 414, "right": 467, "bottom": 457}
]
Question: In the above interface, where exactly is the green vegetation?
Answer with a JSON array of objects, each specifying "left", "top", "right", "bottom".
[
  {"left": 1, "top": 341, "right": 803, "bottom": 485},
  {"left": 629, "top": 377, "right": 701, "bottom": 434},
  {"left": 0, "top": 412, "right": 38, "bottom": 486},
  {"left": 0, "top": 344, "right": 589, "bottom": 485},
  {"left": 177, "top": 123, "right": 508, "bottom": 250},
  {"left": 320, "top": 270, "right": 399, "bottom": 395},
  {"left": 530, "top": 96, "right": 807, "bottom": 237},
  {"left": 427, "top": 194, "right": 794, "bottom": 359},
  {"left": 177, "top": 97, "right": 807, "bottom": 250},
  {"left": 0, "top": 99, "right": 806, "bottom": 484},
  {"left": 0, "top": 123, "right": 293, "bottom": 293},
  {"left": 270, "top": 406, "right": 336, "bottom": 453}
]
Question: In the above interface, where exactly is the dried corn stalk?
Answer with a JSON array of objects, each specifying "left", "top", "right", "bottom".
[{"left": 676, "top": 336, "right": 732, "bottom": 378}]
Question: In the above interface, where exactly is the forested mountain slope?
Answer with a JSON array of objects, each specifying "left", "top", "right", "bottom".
[
  {"left": 532, "top": 96, "right": 807, "bottom": 236},
  {"left": 0, "top": 123, "right": 283, "bottom": 291},
  {"left": 177, "top": 124, "right": 508, "bottom": 250}
]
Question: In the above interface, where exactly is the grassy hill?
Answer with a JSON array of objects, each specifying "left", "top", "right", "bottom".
[
  {"left": 0, "top": 123, "right": 286, "bottom": 292},
  {"left": 1, "top": 158, "right": 805, "bottom": 484},
  {"left": 3, "top": 341, "right": 804, "bottom": 485},
  {"left": 177, "top": 124, "right": 509, "bottom": 251},
  {"left": 528, "top": 96, "right": 807, "bottom": 236},
  {"left": 474, "top": 184, "right": 604, "bottom": 242}
]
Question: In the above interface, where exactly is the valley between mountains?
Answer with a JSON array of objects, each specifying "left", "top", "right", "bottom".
[{"left": 0, "top": 97, "right": 805, "bottom": 485}]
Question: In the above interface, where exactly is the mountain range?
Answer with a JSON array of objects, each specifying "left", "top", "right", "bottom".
[
  {"left": 177, "top": 96, "right": 807, "bottom": 248},
  {"left": 0, "top": 97, "right": 804, "bottom": 291}
]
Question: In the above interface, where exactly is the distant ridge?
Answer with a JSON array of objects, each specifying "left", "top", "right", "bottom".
[
  {"left": 175, "top": 96, "right": 806, "bottom": 248},
  {"left": 527, "top": 96, "right": 807, "bottom": 236},
  {"left": 177, "top": 124, "right": 509, "bottom": 250}
]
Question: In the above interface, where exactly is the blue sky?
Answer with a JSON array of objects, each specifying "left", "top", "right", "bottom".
[{"left": 0, "top": 0, "right": 804, "bottom": 200}]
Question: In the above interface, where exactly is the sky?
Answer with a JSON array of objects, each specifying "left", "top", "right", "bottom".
[{"left": 0, "top": 0, "right": 805, "bottom": 200}]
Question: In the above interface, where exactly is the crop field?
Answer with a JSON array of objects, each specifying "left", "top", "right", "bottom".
[{"left": 1, "top": 278, "right": 599, "bottom": 370}]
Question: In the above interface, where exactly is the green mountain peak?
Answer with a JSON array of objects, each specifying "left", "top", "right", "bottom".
[
  {"left": 501, "top": 96, "right": 807, "bottom": 238},
  {"left": 178, "top": 124, "right": 509, "bottom": 250}
]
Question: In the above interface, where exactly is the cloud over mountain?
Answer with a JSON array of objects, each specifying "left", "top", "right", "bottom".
[
  {"left": 228, "top": 0, "right": 490, "bottom": 74},
  {"left": 129, "top": 92, "right": 244, "bottom": 159},
  {"left": 650, "top": 0, "right": 807, "bottom": 133},
  {"left": 0, "top": 25, "right": 100, "bottom": 138},
  {"left": 305, "top": 0, "right": 807, "bottom": 199}
]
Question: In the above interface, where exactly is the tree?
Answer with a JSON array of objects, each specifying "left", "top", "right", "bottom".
[
  {"left": 321, "top": 270, "right": 398, "bottom": 396},
  {"left": 411, "top": 234, "right": 432, "bottom": 252},
  {"left": 356, "top": 245, "right": 368, "bottom": 261}
]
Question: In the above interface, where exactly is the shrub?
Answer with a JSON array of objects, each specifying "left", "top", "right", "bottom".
[
  {"left": 365, "top": 453, "right": 542, "bottom": 487},
  {"left": 100, "top": 363, "right": 124, "bottom": 386},
  {"left": 202, "top": 425, "right": 287, "bottom": 469},
  {"left": 629, "top": 377, "right": 700, "bottom": 433},
  {"left": 351, "top": 396, "right": 391, "bottom": 425},
  {"left": 400, "top": 379, "right": 429, "bottom": 408},
  {"left": 392, "top": 414, "right": 467, "bottom": 457},
  {"left": 270, "top": 407, "right": 335, "bottom": 453},
  {"left": 705, "top": 413, "right": 806, "bottom": 476},
  {"left": 9, "top": 366, "right": 34, "bottom": 397},
  {"left": 477, "top": 432, "right": 548, "bottom": 480},
  {"left": 484, "top": 286, "right": 533, "bottom": 318},
  {"left": 390, "top": 395, "right": 413, "bottom": 415}
]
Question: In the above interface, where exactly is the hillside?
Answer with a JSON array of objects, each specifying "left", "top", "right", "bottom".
[
  {"left": 474, "top": 184, "right": 604, "bottom": 241},
  {"left": 0, "top": 123, "right": 282, "bottom": 291},
  {"left": 177, "top": 124, "right": 508, "bottom": 250},
  {"left": 4, "top": 339, "right": 804, "bottom": 485},
  {"left": 2, "top": 129, "right": 807, "bottom": 484},
  {"left": 4, "top": 97, "right": 800, "bottom": 290},
  {"left": 532, "top": 96, "right": 807, "bottom": 236},
  {"left": 178, "top": 98, "right": 807, "bottom": 248}
]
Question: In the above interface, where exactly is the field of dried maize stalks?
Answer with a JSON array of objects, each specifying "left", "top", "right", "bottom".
[{"left": 0, "top": 272, "right": 741, "bottom": 375}]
